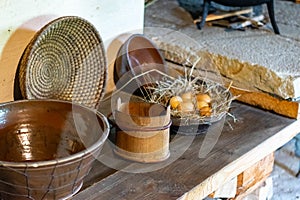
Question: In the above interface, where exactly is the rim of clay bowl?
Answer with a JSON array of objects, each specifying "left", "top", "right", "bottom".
[
  {"left": 125, "top": 34, "right": 166, "bottom": 75},
  {"left": 0, "top": 99, "right": 109, "bottom": 168},
  {"left": 113, "top": 33, "right": 167, "bottom": 86}
]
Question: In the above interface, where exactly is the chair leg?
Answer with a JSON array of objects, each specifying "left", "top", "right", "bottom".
[
  {"left": 295, "top": 134, "right": 300, "bottom": 177},
  {"left": 266, "top": 1, "right": 280, "bottom": 34},
  {"left": 295, "top": 133, "right": 300, "bottom": 157},
  {"left": 196, "top": 0, "right": 211, "bottom": 30}
]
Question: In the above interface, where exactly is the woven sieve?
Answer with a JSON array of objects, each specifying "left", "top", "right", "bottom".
[{"left": 18, "top": 16, "right": 107, "bottom": 109}]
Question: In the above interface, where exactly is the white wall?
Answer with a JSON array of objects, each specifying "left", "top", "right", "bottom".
[{"left": 0, "top": 0, "right": 144, "bottom": 102}]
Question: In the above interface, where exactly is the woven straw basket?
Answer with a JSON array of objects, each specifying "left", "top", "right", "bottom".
[{"left": 18, "top": 16, "right": 107, "bottom": 109}]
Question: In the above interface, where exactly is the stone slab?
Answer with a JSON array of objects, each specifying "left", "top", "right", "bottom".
[{"left": 144, "top": 0, "right": 300, "bottom": 100}]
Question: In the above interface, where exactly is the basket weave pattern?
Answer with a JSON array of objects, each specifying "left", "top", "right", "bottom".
[{"left": 18, "top": 16, "right": 107, "bottom": 109}]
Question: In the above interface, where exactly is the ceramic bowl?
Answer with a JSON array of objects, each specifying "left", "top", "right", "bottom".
[{"left": 0, "top": 99, "right": 109, "bottom": 200}]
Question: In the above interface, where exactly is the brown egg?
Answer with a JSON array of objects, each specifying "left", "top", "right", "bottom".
[
  {"left": 196, "top": 101, "right": 209, "bottom": 110},
  {"left": 181, "top": 92, "right": 193, "bottom": 101},
  {"left": 169, "top": 96, "right": 183, "bottom": 109},
  {"left": 199, "top": 106, "right": 212, "bottom": 117},
  {"left": 180, "top": 101, "right": 194, "bottom": 113},
  {"left": 196, "top": 93, "right": 211, "bottom": 104}
]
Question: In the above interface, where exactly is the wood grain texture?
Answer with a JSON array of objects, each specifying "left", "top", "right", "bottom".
[
  {"left": 233, "top": 152, "right": 274, "bottom": 199},
  {"left": 205, "top": 8, "right": 252, "bottom": 22},
  {"left": 74, "top": 101, "right": 300, "bottom": 200},
  {"left": 237, "top": 153, "right": 274, "bottom": 190},
  {"left": 209, "top": 153, "right": 274, "bottom": 199},
  {"left": 193, "top": 8, "right": 252, "bottom": 23},
  {"left": 209, "top": 176, "right": 237, "bottom": 198},
  {"left": 114, "top": 101, "right": 171, "bottom": 163},
  {"left": 229, "top": 86, "right": 300, "bottom": 119}
]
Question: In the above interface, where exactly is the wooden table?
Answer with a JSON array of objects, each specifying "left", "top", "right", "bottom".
[{"left": 73, "top": 101, "right": 300, "bottom": 200}]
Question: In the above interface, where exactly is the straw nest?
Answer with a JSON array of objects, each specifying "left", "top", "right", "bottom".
[
  {"left": 137, "top": 62, "right": 236, "bottom": 125},
  {"left": 112, "top": 58, "right": 236, "bottom": 125}
]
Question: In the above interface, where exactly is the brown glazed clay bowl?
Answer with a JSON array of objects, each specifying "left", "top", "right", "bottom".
[
  {"left": 113, "top": 34, "right": 168, "bottom": 94},
  {"left": 0, "top": 99, "right": 109, "bottom": 200}
]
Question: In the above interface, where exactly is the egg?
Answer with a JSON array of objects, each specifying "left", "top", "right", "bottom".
[
  {"left": 169, "top": 96, "right": 183, "bottom": 109},
  {"left": 199, "top": 106, "right": 212, "bottom": 117},
  {"left": 180, "top": 101, "right": 194, "bottom": 113},
  {"left": 196, "top": 101, "right": 209, "bottom": 110},
  {"left": 196, "top": 93, "right": 211, "bottom": 104},
  {"left": 181, "top": 92, "right": 193, "bottom": 101}
]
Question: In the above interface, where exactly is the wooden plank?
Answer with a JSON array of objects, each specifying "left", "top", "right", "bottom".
[
  {"left": 242, "top": 177, "right": 273, "bottom": 200},
  {"left": 229, "top": 86, "right": 300, "bottom": 119},
  {"left": 180, "top": 117, "right": 299, "bottom": 200},
  {"left": 74, "top": 102, "right": 300, "bottom": 200},
  {"left": 209, "top": 176, "right": 238, "bottom": 198},
  {"left": 233, "top": 152, "right": 274, "bottom": 199},
  {"left": 208, "top": 152, "right": 274, "bottom": 199},
  {"left": 235, "top": 178, "right": 271, "bottom": 200},
  {"left": 237, "top": 153, "right": 274, "bottom": 192},
  {"left": 193, "top": 8, "right": 253, "bottom": 23}
]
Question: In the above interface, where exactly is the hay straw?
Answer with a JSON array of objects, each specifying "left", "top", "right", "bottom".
[
  {"left": 145, "top": 76, "right": 235, "bottom": 123},
  {"left": 139, "top": 58, "right": 237, "bottom": 124},
  {"left": 107, "top": 56, "right": 236, "bottom": 124}
]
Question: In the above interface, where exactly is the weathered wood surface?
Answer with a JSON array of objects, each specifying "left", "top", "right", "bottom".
[
  {"left": 233, "top": 152, "right": 274, "bottom": 199},
  {"left": 74, "top": 101, "right": 300, "bottom": 200},
  {"left": 229, "top": 86, "right": 300, "bottom": 119},
  {"left": 208, "top": 152, "right": 274, "bottom": 199}
]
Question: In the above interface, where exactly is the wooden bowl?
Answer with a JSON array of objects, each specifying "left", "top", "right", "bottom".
[
  {"left": 113, "top": 34, "right": 168, "bottom": 94},
  {"left": 0, "top": 100, "right": 109, "bottom": 200}
]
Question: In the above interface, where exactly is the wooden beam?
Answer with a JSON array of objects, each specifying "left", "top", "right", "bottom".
[
  {"left": 209, "top": 176, "right": 238, "bottom": 198},
  {"left": 229, "top": 86, "right": 300, "bottom": 119},
  {"left": 208, "top": 152, "right": 274, "bottom": 199},
  {"left": 233, "top": 153, "right": 274, "bottom": 199},
  {"left": 194, "top": 8, "right": 253, "bottom": 23}
]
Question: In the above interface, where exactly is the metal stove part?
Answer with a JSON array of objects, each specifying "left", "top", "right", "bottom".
[{"left": 197, "top": 0, "right": 280, "bottom": 34}]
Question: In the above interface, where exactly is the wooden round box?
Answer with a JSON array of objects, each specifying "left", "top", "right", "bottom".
[{"left": 114, "top": 101, "right": 171, "bottom": 163}]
